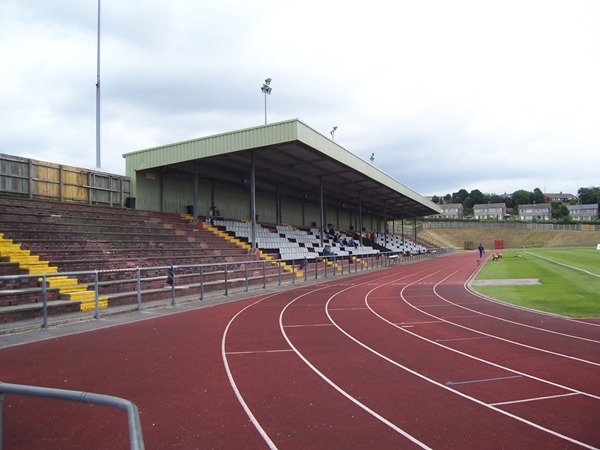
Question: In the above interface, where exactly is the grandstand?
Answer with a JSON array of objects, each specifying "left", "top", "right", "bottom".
[{"left": 0, "top": 120, "right": 442, "bottom": 328}]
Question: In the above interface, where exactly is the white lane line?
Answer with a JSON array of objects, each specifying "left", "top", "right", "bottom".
[
  {"left": 435, "top": 336, "right": 492, "bottom": 343},
  {"left": 222, "top": 293, "right": 282, "bottom": 450},
  {"left": 279, "top": 283, "right": 433, "bottom": 450},
  {"left": 395, "top": 268, "right": 600, "bottom": 396},
  {"left": 430, "top": 283, "right": 600, "bottom": 366},
  {"left": 491, "top": 392, "right": 580, "bottom": 407},
  {"left": 464, "top": 270, "right": 600, "bottom": 344},
  {"left": 396, "top": 262, "right": 600, "bottom": 366},
  {"left": 342, "top": 270, "right": 599, "bottom": 449},
  {"left": 226, "top": 349, "right": 294, "bottom": 355},
  {"left": 446, "top": 375, "right": 522, "bottom": 386},
  {"left": 221, "top": 266, "right": 431, "bottom": 449}
]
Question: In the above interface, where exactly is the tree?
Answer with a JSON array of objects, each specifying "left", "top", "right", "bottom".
[
  {"left": 468, "top": 189, "right": 486, "bottom": 208},
  {"left": 443, "top": 194, "right": 452, "bottom": 204},
  {"left": 431, "top": 195, "right": 440, "bottom": 204},
  {"left": 551, "top": 203, "right": 570, "bottom": 220},
  {"left": 488, "top": 194, "right": 504, "bottom": 204},
  {"left": 532, "top": 188, "right": 545, "bottom": 204},
  {"left": 452, "top": 189, "right": 469, "bottom": 205},
  {"left": 578, "top": 187, "right": 600, "bottom": 204},
  {"left": 511, "top": 190, "right": 533, "bottom": 208}
]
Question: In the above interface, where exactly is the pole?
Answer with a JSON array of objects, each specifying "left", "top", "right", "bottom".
[
  {"left": 264, "top": 91, "right": 267, "bottom": 125},
  {"left": 95, "top": 0, "right": 101, "bottom": 169}
]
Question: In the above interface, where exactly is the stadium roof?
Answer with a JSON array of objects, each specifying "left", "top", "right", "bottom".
[{"left": 123, "top": 119, "right": 441, "bottom": 219}]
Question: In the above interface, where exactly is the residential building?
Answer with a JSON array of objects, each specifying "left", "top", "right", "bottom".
[
  {"left": 567, "top": 204, "right": 599, "bottom": 221},
  {"left": 473, "top": 203, "right": 506, "bottom": 220},
  {"left": 437, "top": 203, "right": 464, "bottom": 219},
  {"left": 545, "top": 192, "right": 576, "bottom": 203},
  {"left": 518, "top": 203, "right": 552, "bottom": 221}
]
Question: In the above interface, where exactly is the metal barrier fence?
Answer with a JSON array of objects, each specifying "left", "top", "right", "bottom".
[
  {"left": 0, "top": 381, "right": 144, "bottom": 450},
  {"left": 421, "top": 221, "right": 600, "bottom": 232},
  {"left": 0, "top": 250, "right": 450, "bottom": 329}
]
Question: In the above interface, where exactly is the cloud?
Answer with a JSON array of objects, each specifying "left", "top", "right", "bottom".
[{"left": 1, "top": 0, "right": 599, "bottom": 197}]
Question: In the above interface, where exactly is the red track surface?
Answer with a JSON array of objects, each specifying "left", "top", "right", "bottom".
[{"left": 1, "top": 253, "right": 599, "bottom": 449}]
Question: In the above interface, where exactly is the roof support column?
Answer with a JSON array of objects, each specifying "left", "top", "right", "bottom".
[
  {"left": 301, "top": 195, "right": 306, "bottom": 226},
  {"left": 276, "top": 185, "right": 281, "bottom": 225},
  {"left": 192, "top": 163, "right": 199, "bottom": 218},
  {"left": 401, "top": 218, "right": 404, "bottom": 243},
  {"left": 319, "top": 178, "right": 324, "bottom": 248},
  {"left": 159, "top": 168, "right": 165, "bottom": 213},
  {"left": 383, "top": 201, "right": 387, "bottom": 248},
  {"left": 210, "top": 178, "right": 216, "bottom": 209},
  {"left": 413, "top": 216, "right": 417, "bottom": 244},
  {"left": 250, "top": 152, "right": 257, "bottom": 248},
  {"left": 358, "top": 191, "right": 363, "bottom": 246}
]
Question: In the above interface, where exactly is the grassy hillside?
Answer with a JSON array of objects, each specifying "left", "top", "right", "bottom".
[{"left": 418, "top": 226, "right": 600, "bottom": 251}]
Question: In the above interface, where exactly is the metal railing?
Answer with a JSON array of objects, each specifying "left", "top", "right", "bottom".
[
  {"left": 422, "top": 221, "right": 600, "bottom": 232},
  {"left": 0, "top": 250, "right": 449, "bottom": 329},
  {"left": 0, "top": 381, "right": 144, "bottom": 450}
]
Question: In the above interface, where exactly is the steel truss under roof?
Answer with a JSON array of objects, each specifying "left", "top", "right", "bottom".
[{"left": 124, "top": 119, "right": 441, "bottom": 220}]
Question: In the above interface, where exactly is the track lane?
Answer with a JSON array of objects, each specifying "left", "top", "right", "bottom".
[
  {"left": 282, "top": 280, "right": 582, "bottom": 448},
  {"left": 223, "top": 281, "right": 431, "bottom": 449},
  {"left": 357, "top": 256, "right": 600, "bottom": 447}
]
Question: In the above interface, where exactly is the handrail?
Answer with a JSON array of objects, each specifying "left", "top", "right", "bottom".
[
  {"left": 0, "top": 381, "right": 144, "bottom": 450},
  {"left": 0, "top": 250, "right": 450, "bottom": 329}
]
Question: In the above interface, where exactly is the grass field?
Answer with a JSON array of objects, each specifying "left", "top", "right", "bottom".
[{"left": 472, "top": 248, "right": 600, "bottom": 317}]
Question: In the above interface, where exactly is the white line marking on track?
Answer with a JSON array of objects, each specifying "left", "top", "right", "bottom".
[
  {"left": 396, "top": 320, "right": 443, "bottom": 325},
  {"left": 279, "top": 284, "right": 433, "bottom": 450},
  {"left": 328, "top": 307, "right": 369, "bottom": 311},
  {"left": 491, "top": 392, "right": 580, "bottom": 407},
  {"left": 355, "top": 264, "right": 599, "bottom": 448},
  {"left": 226, "top": 349, "right": 294, "bottom": 355},
  {"left": 393, "top": 267, "right": 600, "bottom": 396},
  {"left": 435, "top": 336, "right": 492, "bottom": 343},
  {"left": 222, "top": 293, "right": 284, "bottom": 450},
  {"left": 432, "top": 286, "right": 600, "bottom": 365},
  {"left": 464, "top": 278, "right": 600, "bottom": 345},
  {"left": 446, "top": 375, "right": 522, "bottom": 386}
]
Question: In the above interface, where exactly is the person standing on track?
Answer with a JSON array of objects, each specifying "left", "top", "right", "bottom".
[{"left": 478, "top": 243, "right": 485, "bottom": 258}]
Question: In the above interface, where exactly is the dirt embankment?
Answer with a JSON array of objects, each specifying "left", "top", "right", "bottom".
[{"left": 418, "top": 227, "right": 600, "bottom": 250}]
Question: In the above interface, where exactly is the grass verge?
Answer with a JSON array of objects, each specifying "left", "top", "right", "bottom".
[{"left": 472, "top": 249, "right": 600, "bottom": 317}]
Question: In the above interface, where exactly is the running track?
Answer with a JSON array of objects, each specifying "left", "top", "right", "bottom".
[{"left": 1, "top": 252, "right": 598, "bottom": 449}]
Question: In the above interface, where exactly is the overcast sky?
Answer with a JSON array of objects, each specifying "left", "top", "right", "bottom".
[{"left": 1, "top": 0, "right": 598, "bottom": 198}]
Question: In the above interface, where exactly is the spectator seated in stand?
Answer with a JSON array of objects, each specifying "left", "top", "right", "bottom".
[
  {"left": 323, "top": 245, "right": 336, "bottom": 257},
  {"left": 327, "top": 224, "right": 337, "bottom": 238},
  {"left": 206, "top": 205, "right": 223, "bottom": 225}
]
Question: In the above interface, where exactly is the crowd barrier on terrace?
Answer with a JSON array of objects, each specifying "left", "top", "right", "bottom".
[
  {"left": 0, "top": 153, "right": 130, "bottom": 207},
  {"left": 0, "top": 250, "right": 450, "bottom": 330}
]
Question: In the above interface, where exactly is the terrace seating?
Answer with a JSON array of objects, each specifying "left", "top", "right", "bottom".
[{"left": 0, "top": 197, "right": 284, "bottom": 323}]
